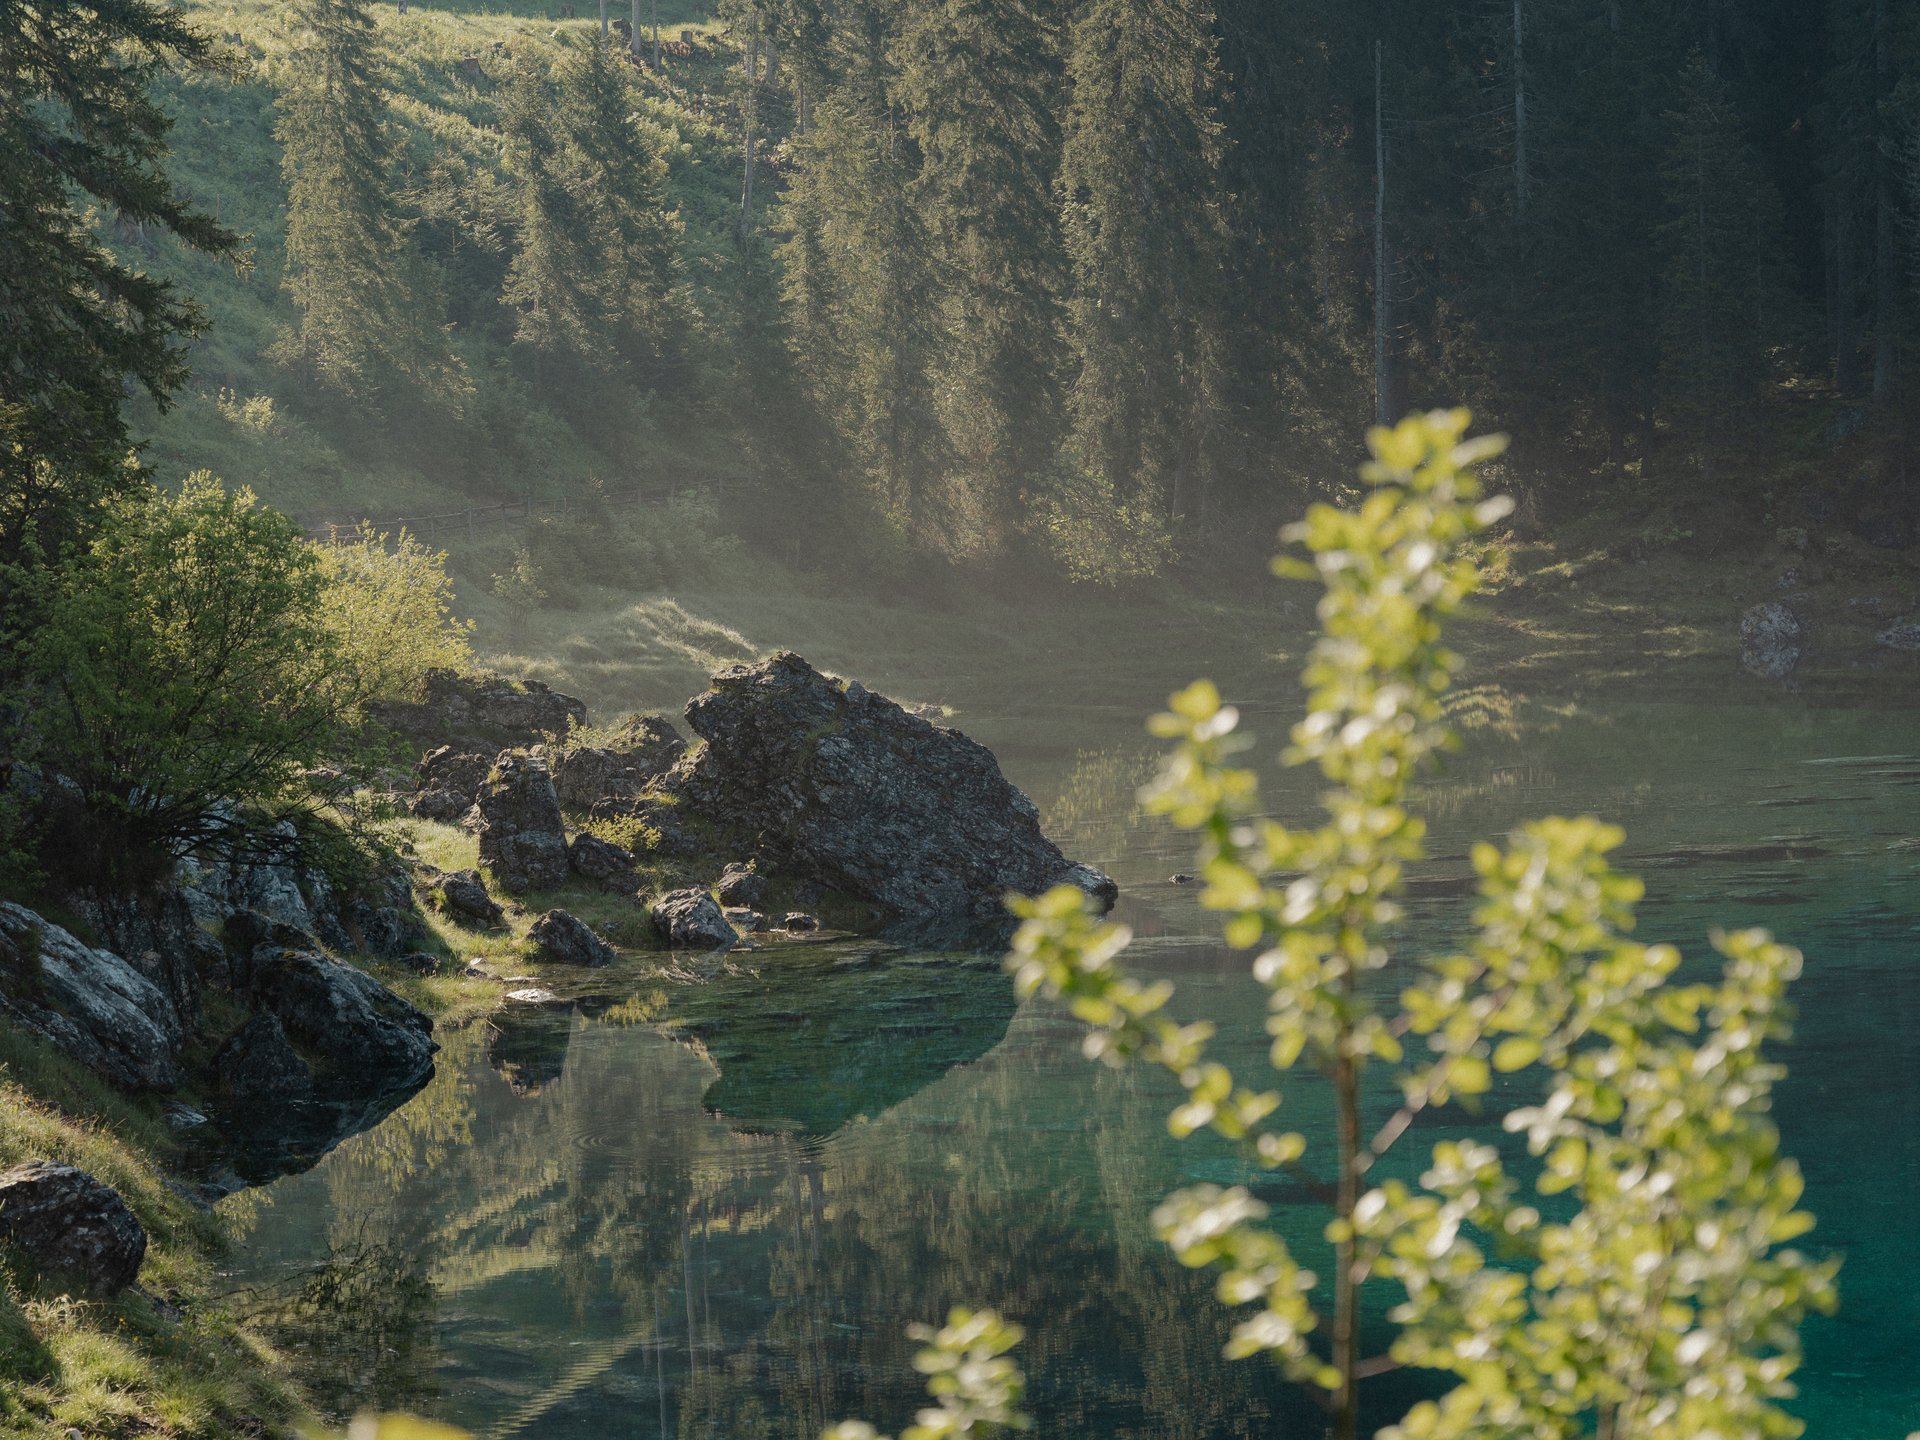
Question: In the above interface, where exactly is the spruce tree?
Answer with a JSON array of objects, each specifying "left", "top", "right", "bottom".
[
  {"left": 1656, "top": 53, "right": 1794, "bottom": 478},
  {"left": 499, "top": 64, "right": 601, "bottom": 383},
  {"left": 890, "top": 0, "right": 1067, "bottom": 539},
  {"left": 0, "top": 0, "right": 241, "bottom": 571},
  {"left": 1059, "top": 0, "right": 1231, "bottom": 533},
  {"left": 276, "top": 0, "right": 425, "bottom": 398},
  {"left": 552, "top": 41, "right": 687, "bottom": 388}
]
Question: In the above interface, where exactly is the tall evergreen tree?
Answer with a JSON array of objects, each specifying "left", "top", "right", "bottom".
[
  {"left": 0, "top": 0, "right": 241, "bottom": 571},
  {"left": 277, "top": 0, "right": 438, "bottom": 399},
  {"left": 1059, "top": 0, "right": 1231, "bottom": 532},
  {"left": 890, "top": 0, "right": 1067, "bottom": 540},
  {"left": 1656, "top": 54, "right": 1794, "bottom": 477},
  {"left": 500, "top": 64, "right": 601, "bottom": 382}
]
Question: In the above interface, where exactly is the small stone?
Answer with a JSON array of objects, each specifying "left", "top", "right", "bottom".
[
  {"left": 505, "top": 987, "right": 562, "bottom": 1005},
  {"left": 1738, "top": 601, "right": 1804, "bottom": 681},
  {"left": 781, "top": 912, "right": 820, "bottom": 933},
  {"left": 1875, "top": 617, "right": 1920, "bottom": 651},
  {"left": 401, "top": 951, "right": 442, "bottom": 976},
  {"left": 1171, "top": 873, "right": 1197, "bottom": 885},
  {"left": 0, "top": 1161, "right": 146, "bottom": 1295},
  {"left": 722, "top": 907, "right": 767, "bottom": 932},
  {"left": 433, "top": 869, "right": 504, "bottom": 928}
]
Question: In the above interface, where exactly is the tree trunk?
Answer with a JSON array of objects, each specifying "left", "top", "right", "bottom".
[
  {"left": 1513, "top": 0, "right": 1529, "bottom": 214},
  {"left": 631, "top": 0, "right": 641, "bottom": 59},
  {"left": 739, "top": 22, "right": 758, "bottom": 239},
  {"left": 1872, "top": 0, "right": 1894, "bottom": 401},
  {"left": 652, "top": 0, "right": 660, "bottom": 67},
  {"left": 598, "top": 0, "right": 608, "bottom": 44},
  {"left": 1374, "top": 38, "right": 1390, "bottom": 425}
]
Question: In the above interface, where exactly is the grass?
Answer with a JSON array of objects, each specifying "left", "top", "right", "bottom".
[{"left": 0, "top": 1028, "right": 300, "bottom": 1438}]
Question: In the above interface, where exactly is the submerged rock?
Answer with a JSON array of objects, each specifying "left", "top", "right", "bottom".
[
  {"left": 475, "top": 752, "right": 569, "bottom": 893},
  {"left": 529, "top": 909, "right": 616, "bottom": 967},
  {"left": 1739, "top": 601, "right": 1804, "bottom": 680},
  {"left": 661, "top": 653, "right": 1117, "bottom": 939},
  {"left": 650, "top": 889, "right": 737, "bottom": 950},
  {"left": 0, "top": 903, "right": 183, "bottom": 1091},
  {"left": 1875, "top": 617, "right": 1920, "bottom": 651},
  {"left": 0, "top": 1161, "right": 146, "bottom": 1295}
]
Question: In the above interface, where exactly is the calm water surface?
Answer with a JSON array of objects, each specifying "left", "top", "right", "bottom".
[{"left": 221, "top": 667, "right": 1920, "bottom": 1438}]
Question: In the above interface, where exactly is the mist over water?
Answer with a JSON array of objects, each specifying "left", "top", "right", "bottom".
[{"left": 221, "top": 671, "right": 1920, "bottom": 1438}]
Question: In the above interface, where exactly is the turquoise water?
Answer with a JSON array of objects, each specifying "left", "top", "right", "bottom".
[{"left": 220, "top": 686, "right": 1920, "bottom": 1438}]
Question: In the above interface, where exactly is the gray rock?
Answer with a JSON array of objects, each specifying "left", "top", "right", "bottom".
[
  {"left": 0, "top": 1162, "right": 146, "bottom": 1295},
  {"left": 649, "top": 889, "right": 737, "bottom": 950},
  {"left": 432, "top": 869, "right": 504, "bottom": 928},
  {"left": 505, "top": 987, "right": 562, "bottom": 1005},
  {"left": 372, "top": 670, "right": 588, "bottom": 751},
  {"left": 214, "top": 1011, "right": 313, "bottom": 1106},
  {"left": 552, "top": 717, "right": 686, "bottom": 811},
  {"left": 1739, "top": 601, "right": 1804, "bottom": 680},
  {"left": 529, "top": 909, "right": 616, "bottom": 967},
  {"left": 416, "top": 745, "right": 492, "bottom": 801},
  {"left": 723, "top": 907, "right": 767, "bottom": 932},
  {"left": 232, "top": 945, "right": 437, "bottom": 1104},
  {"left": 1875, "top": 617, "right": 1920, "bottom": 651},
  {"left": 0, "top": 904, "right": 183, "bottom": 1090},
  {"left": 569, "top": 832, "right": 640, "bottom": 891},
  {"left": 714, "top": 863, "right": 768, "bottom": 909},
  {"left": 475, "top": 751, "right": 569, "bottom": 893},
  {"left": 409, "top": 787, "right": 472, "bottom": 823},
  {"left": 176, "top": 828, "right": 322, "bottom": 936},
  {"left": 781, "top": 912, "right": 820, "bottom": 933},
  {"left": 75, "top": 887, "right": 218, "bottom": 1032},
  {"left": 345, "top": 901, "right": 424, "bottom": 960},
  {"left": 660, "top": 653, "right": 1117, "bottom": 938}
]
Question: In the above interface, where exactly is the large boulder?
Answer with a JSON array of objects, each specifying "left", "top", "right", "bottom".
[
  {"left": 650, "top": 889, "right": 737, "bottom": 950},
  {"left": 411, "top": 745, "right": 494, "bottom": 821},
  {"left": 714, "top": 863, "right": 768, "bottom": 909},
  {"left": 430, "top": 868, "right": 505, "bottom": 927},
  {"left": 569, "top": 833, "right": 639, "bottom": 891},
  {"left": 1739, "top": 601, "right": 1804, "bottom": 680},
  {"left": 75, "top": 887, "right": 220, "bottom": 1033},
  {"left": 0, "top": 1162, "right": 146, "bottom": 1295},
  {"left": 227, "top": 945, "right": 437, "bottom": 1107},
  {"left": 372, "top": 670, "right": 587, "bottom": 751},
  {"left": 475, "top": 751, "right": 569, "bottom": 893},
  {"left": 551, "top": 716, "right": 686, "bottom": 811},
  {"left": 0, "top": 904, "right": 183, "bottom": 1090},
  {"left": 660, "top": 653, "right": 1117, "bottom": 937},
  {"left": 529, "top": 909, "right": 616, "bottom": 967}
]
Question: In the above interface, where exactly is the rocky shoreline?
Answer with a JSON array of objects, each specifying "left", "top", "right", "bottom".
[{"left": 0, "top": 652, "right": 1114, "bottom": 1298}]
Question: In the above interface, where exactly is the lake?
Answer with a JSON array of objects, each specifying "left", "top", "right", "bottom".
[{"left": 219, "top": 650, "right": 1920, "bottom": 1439}]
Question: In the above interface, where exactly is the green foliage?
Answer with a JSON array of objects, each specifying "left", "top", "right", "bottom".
[
  {"left": 314, "top": 528, "right": 474, "bottom": 705},
  {"left": 489, "top": 545, "right": 548, "bottom": 635},
  {"left": 0, "top": 0, "right": 241, "bottom": 582},
  {"left": 823, "top": 1309, "right": 1030, "bottom": 1440},
  {"left": 1007, "top": 412, "right": 1835, "bottom": 1439}
]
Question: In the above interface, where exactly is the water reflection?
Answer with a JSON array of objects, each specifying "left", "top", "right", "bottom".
[{"left": 222, "top": 704, "right": 1920, "bottom": 1439}]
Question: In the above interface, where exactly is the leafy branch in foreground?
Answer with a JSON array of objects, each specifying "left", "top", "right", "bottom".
[
  {"left": 1006, "top": 410, "right": 1836, "bottom": 1440},
  {"left": 823, "top": 1309, "right": 1029, "bottom": 1440}
]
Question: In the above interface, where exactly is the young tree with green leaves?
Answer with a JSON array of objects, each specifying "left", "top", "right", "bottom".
[
  {"left": 0, "top": 0, "right": 241, "bottom": 578},
  {"left": 1005, "top": 411, "right": 1834, "bottom": 1440}
]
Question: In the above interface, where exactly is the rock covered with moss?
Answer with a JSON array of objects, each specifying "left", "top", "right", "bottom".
[
  {"left": 475, "top": 751, "right": 569, "bottom": 893},
  {"left": 660, "top": 653, "right": 1117, "bottom": 939},
  {"left": 0, "top": 1161, "right": 147, "bottom": 1296}
]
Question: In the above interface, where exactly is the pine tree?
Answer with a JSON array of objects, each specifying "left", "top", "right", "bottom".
[
  {"left": 1059, "top": 0, "right": 1231, "bottom": 532},
  {"left": 552, "top": 41, "right": 687, "bottom": 388},
  {"left": 276, "top": 0, "right": 430, "bottom": 398},
  {"left": 499, "top": 64, "right": 601, "bottom": 383},
  {"left": 1656, "top": 53, "right": 1794, "bottom": 477},
  {"left": 0, "top": 0, "right": 241, "bottom": 571},
  {"left": 890, "top": 0, "right": 1067, "bottom": 539}
]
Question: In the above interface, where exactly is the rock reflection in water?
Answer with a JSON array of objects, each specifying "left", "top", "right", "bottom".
[{"left": 667, "top": 943, "right": 1017, "bottom": 1138}]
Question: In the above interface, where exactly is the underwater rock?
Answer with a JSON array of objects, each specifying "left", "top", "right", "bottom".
[
  {"left": 660, "top": 652, "right": 1117, "bottom": 939},
  {"left": 1875, "top": 617, "right": 1920, "bottom": 651},
  {"left": 0, "top": 1161, "right": 146, "bottom": 1295},
  {"left": 1739, "top": 601, "right": 1804, "bottom": 680}
]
